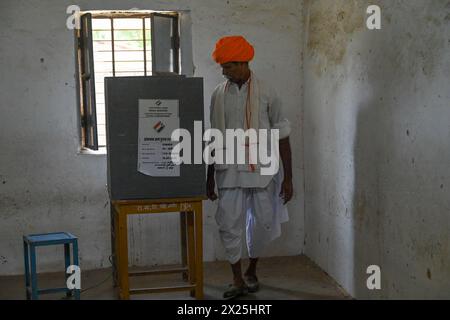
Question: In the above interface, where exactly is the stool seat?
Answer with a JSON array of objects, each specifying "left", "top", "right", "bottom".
[
  {"left": 24, "top": 232, "right": 77, "bottom": 245},
  {"left": 23, "top": 232, "right": 80, "bottom": 300}
]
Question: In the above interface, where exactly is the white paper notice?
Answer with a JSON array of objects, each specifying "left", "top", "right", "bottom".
[{"left": 138, "top": 99, "right": 180, "bottom": 177}]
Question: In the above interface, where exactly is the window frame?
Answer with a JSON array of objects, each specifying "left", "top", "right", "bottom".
[{"left": 75, "top": 10, "right": 180, "bottom": 151}]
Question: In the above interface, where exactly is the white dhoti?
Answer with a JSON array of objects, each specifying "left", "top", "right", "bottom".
[{"left": 215, "top": 174, "right": 289, "bottom": 264}]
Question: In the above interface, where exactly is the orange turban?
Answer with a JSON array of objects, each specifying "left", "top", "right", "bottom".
[{"left": 212, "top": 36, "right": 255, "bottom": 64}]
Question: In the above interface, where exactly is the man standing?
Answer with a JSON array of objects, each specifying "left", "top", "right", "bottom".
[{"left": 207, "top": 35, "right": 294, "bottom": 299}]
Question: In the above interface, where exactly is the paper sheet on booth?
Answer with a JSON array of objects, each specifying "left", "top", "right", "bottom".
[{"left": 137, "top": 99, "right": 180, "bottom": 177}]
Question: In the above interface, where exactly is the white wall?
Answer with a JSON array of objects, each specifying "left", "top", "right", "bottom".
[
  {"left": 0, "top": 0, "right": 304, "bottom": 275},
  {"left": 303, "top": 0, "right": 450, "bottom": 299}
]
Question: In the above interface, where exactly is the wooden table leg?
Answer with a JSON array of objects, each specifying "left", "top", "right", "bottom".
[
  {"left": 112, "top": 205, "right": 118, "bottom": 288},
  {"left": 117, "top": 209, "right": 130, "bottom": 300},
  {"left": 187, "top": 210, "right": 196, "bottom": 297},
  {"left": 180, "top": 212, "right": 189, "bottom": 282},
  {"left": 194, "top": 202, "right": 204, "bottom": 299}
]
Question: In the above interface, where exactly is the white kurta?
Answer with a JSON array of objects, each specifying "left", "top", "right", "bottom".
[
  {"left": 210, "top": 76, "right": 291, "bottom": 188},
  {"left": 210, "top": 73, "right": 291, "bottom": 264}
]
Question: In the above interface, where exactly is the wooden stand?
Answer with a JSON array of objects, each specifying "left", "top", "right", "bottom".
[{"left": 111, "top": 197, "right": 204, "bottom": 300}]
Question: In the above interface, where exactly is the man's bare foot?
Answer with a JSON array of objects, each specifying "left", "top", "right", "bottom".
[{"left": 244, "top": 273, "right": 259, "bottom": 293}]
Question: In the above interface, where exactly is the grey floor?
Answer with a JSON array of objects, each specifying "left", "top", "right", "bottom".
[{"left": 0, "top": 255, "right": 351, "bottom": 300}]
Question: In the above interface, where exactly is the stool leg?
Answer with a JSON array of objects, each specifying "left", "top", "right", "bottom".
[
  {"left": 186, "top": 211, "right": 196, "bottom": 297},
  {"left": 23, "top": 241, "right": 31, "bottom": 300},
  {"left": 64, "top": 243, "right": 72, "bottom": 298},
  {"left": 30, "top": 245, "right": 38, "bottom": 300},
  {"left": 72, "top": 240, "right": 80, "bottom": 300},
  {"left": 194, "top": 202, "right": 204, "bottom": 299}
]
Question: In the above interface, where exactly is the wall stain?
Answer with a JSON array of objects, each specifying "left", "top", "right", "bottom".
[
  {"left": 390, "top": 0, "right": 450, "bottom": 78},
  {"left": 307, "top": 0, "right": 450, "bottom": 78},
  {"left": 307, "top": 0, "right": 367, "bottom": 76},
  {"left": 0, "top": 196, "right": 22, "bottom": 219},
  {"left": 225, "top": 0, "right": 300, "bottom": 32},
  {"left": 410, "top": 235, "right": 449, "bottom": 274}
]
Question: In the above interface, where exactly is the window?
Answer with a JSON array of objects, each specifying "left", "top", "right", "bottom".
[{"left": 75, "top": 11, "right": 180, "bottom": 151}]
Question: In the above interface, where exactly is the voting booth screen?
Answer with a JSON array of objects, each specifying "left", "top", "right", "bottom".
[{"left": 105, "top": 76, "right": 205, "bottom": 200}]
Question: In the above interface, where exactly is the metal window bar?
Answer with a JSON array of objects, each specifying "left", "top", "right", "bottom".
[
  {"left": 143, "top": 18, "right": 147, "bottom": 76},
  {"left": 110, "top": 17, "right": 115, "bottom": 76}
]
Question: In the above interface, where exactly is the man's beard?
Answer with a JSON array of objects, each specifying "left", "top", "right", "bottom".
[{"left": 224, "top": 75, "right": 239, "bottom": 83}]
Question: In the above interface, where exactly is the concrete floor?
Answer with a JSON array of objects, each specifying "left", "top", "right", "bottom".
[{"left": 0, "top": 255, "right": 350, "bottom": 300}]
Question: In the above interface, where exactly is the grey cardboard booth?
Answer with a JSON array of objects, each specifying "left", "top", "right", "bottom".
[{"left": 105, "top": 76, "right": 206, "bottom": 200}]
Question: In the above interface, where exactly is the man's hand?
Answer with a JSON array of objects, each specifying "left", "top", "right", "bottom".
[
  {"left": 279, "top": 137, "right": 293, "bottom": 205},
  {"left": 207, "top": 177, "right": 218, "bottom": 201},
  {"left": 207, "top": 164, "right": 218, "bottom": 201},
  {"left": 280, "top": 178, "right": 293, "bottom": 205}
]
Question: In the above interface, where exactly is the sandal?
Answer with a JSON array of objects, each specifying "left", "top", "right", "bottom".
[
  {"left": 223, "top": 284, "right": 249, "bottom": 299},
  {"left": 244, "top": 275, "right": 260, "bottom": 293}
]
